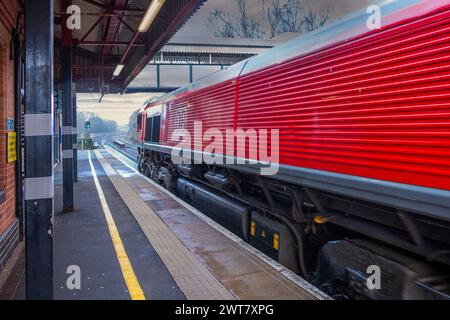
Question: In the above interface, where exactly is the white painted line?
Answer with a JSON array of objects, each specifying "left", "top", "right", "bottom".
[
  {"left": 25, "top": 176, "right": 54, "bottom": 201},
  {"left": 63, "top": 150, "right": 73, "bottom": 159},
  {"left": 24, "top": 114, "right": 53, "bottom": 137},
  {"left": 96, "top": 150, "right": 235, "bottom": 300},
  {"left": 105, "top": 146, "right": 331, "bottom": 300},
  {"left": 62, "top": 126, "right": 73, "bottom": 135},
  {"left": 87, "top": 151, "right": 145, "bottom": 300}
]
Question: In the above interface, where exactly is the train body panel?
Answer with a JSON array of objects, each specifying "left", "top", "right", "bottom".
[
  {"left": 133, "top": 0, "right": 450, "bottom": 299},
  {"left": 137, "top": 0, "right": 450, "bottom": 220}
]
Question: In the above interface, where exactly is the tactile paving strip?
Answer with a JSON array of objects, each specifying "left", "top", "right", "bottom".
[
  {"left": 105, "top": 146, "right": 330, "bottom": 300},
  {"left": 95, "top": 150, "right": 235, "bottom": 300}
]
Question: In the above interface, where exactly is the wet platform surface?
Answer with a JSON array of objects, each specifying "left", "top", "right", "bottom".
[{"left": 53, "top": 149, "right": 328, "bottom": 300}]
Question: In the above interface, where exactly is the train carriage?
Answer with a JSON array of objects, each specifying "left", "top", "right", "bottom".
[{"left": 136, "top": 0, "right": 450, "bottom": 299}]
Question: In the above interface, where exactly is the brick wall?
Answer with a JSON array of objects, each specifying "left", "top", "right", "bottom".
[
  {"left": 0, "top": 47, "right": 16, "bottom": 235},
  {"left": 0, "top": 1, "right": 22, "bottom": 268}
]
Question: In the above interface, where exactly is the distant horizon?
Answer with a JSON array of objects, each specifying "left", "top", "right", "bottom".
[{"left": 77, "top": 93, "right": 157, "bottom": 127}]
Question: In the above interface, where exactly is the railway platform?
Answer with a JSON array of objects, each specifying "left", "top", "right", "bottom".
[{"left": 52, "top": 148, "right": 328, "bottom": 300}]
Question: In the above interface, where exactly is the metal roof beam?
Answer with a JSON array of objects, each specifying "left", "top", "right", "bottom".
[
  {"left": 76, "top": 0, "right": 144, "bottom": 12},
  {"left": 112, "top": 7, "right": 144, "bottom": 13},
  {"left": 78, "top": 41, "right": 144, "bottom": 47},
  {"left": 121, "top": 0, "right": 207, "bottom": 88},
  {"left": 125, "top": 87, "right": 180, "bottom": 93},
  {"left": 57, "top": 12, "right": 142, "bottom": 17},
  {"left": 101, "top": 0, "right": 129, "bottom": 56},
  {"left": 71, "top": 0, "right": 207, "bottom": 93},
  {"left": 79, "top": 0, "right": 106, "bottom": 9},
  {"left": 79, "top": 15, "right": 103, "bottom": 42},
  {"left": 72, "top": 64, "right": 116, "bottom": 68},
  {"left": 117, "top": 15, "right": 139, "bottom": 35}
]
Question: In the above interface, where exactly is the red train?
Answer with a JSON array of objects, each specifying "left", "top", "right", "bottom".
[{"left": 136, "top": 0, "right": 450, "bottom": 299}]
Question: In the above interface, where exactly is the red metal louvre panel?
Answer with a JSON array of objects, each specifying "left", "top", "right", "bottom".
[
  {"left": 237, "top": 5, "right": 450, "bottom": 191},
  {"left": 164, "top": 80, "right": 236, "bottom": 149}
]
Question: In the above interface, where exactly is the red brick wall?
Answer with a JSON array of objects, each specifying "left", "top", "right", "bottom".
[{"left": 0, "top": 1, "right": 21, "bottom": 236}]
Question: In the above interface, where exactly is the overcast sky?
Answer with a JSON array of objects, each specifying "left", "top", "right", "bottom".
[
  {"left": 78, "top": 0, "right": 384, "bottom": 126},
  {"left": 172, "top": 0, "right": 383, "bottom": 41}
]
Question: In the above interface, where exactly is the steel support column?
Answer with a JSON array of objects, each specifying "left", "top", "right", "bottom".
[
  {"left": 62, "top": 47, "right": 74, "bottom": 211},
  {"left": 24, "top": 0, "right": 54, "bottom": 300},
  {"left": 156, "top": 64, "right": 161, "bottom": 89},
  {"left": 62, "top": 0, "right": 74, "bottom": 212},
  {"left": 73, "top": 93, "right": 78, "bottom": 182}
]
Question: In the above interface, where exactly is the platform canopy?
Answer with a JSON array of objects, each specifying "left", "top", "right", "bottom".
[{"left": 55, "top": 0, "right": 206, "bottom": 94}]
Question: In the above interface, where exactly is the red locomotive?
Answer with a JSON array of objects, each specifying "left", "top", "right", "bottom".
[{"left": 136, "top": 0, "right": 450, "bottom": 299}]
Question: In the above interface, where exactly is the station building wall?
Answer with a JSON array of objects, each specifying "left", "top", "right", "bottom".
[{"left": 0, "top": 1, "right": 22, "bottom": 272}]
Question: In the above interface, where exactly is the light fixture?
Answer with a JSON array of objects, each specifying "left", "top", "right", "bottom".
[
  {"left": 138, "top": 0, "right": 166, "bottom": 33},
  {"left": 113, "top": 64, "right": 125, "bottom": 77}
]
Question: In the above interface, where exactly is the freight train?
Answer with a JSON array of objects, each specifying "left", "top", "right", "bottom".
[{"left": 135, "top": 0, "right": 450, "bottom": 299}]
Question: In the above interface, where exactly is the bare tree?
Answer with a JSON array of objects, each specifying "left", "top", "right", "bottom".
[
  {"left": 128, "top": 110, "right": 139, "bottom": 141},
  {"left": 263, "top": 0, "right": 283, "bottom": 38},
  {"left": 210, "top": 0, "right": 331, "bottom": 39},
  {"left": 209, "top": 9, "right": 241, "bottom": 38},
  {"left": 277, "top": 0, "right": 331, "bottom": 34},
  {"left": 302, "top": 1, "right": 331, "bottom": 32},
  {"left": 209, "top": 0, "right": 266, "bottom": 39},
  {"left": 279, "top": 0, "right": 304, "bottom": 33}
]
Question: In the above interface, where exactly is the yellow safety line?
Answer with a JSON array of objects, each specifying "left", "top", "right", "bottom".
[
  {"left": 88, "top": 151, "right": 146, "bottom": 300},
  {"left": 95, "top": 150, "right": 235, "bottom": 300},
  {"left": 106, "top": 146, "right": 330, "bottom": 300}
]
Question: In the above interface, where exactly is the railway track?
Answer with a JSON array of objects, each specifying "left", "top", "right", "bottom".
[
  {"left": 110, "top": 134, "right": 450, "bottom": 300},
  {"left": 101, "top": 136, "right": 138, "bottom": 163},
  {"left": 102, "top": 135, "right": 333, "bottom": 298},
  {"left": 104, "top": 143, "right": 331, "bottom": 300}
]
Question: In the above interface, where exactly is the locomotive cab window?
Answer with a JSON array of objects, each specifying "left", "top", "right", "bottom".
[
  {"left": 137, "top": 113, "right": 142, "bottom": 131},
  {"left": 145, "top": 116, "right": 153, "bottom": 142},
  {"left": 145, "top": 115, "right": 161, "bottom": 143},
  {"left": 151, "top": 115, "right": 161, "bottom": 143}
]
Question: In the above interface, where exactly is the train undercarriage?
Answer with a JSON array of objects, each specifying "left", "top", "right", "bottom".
[{"left": 137, "top": 147, "right": 450, "bottom": 300}]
